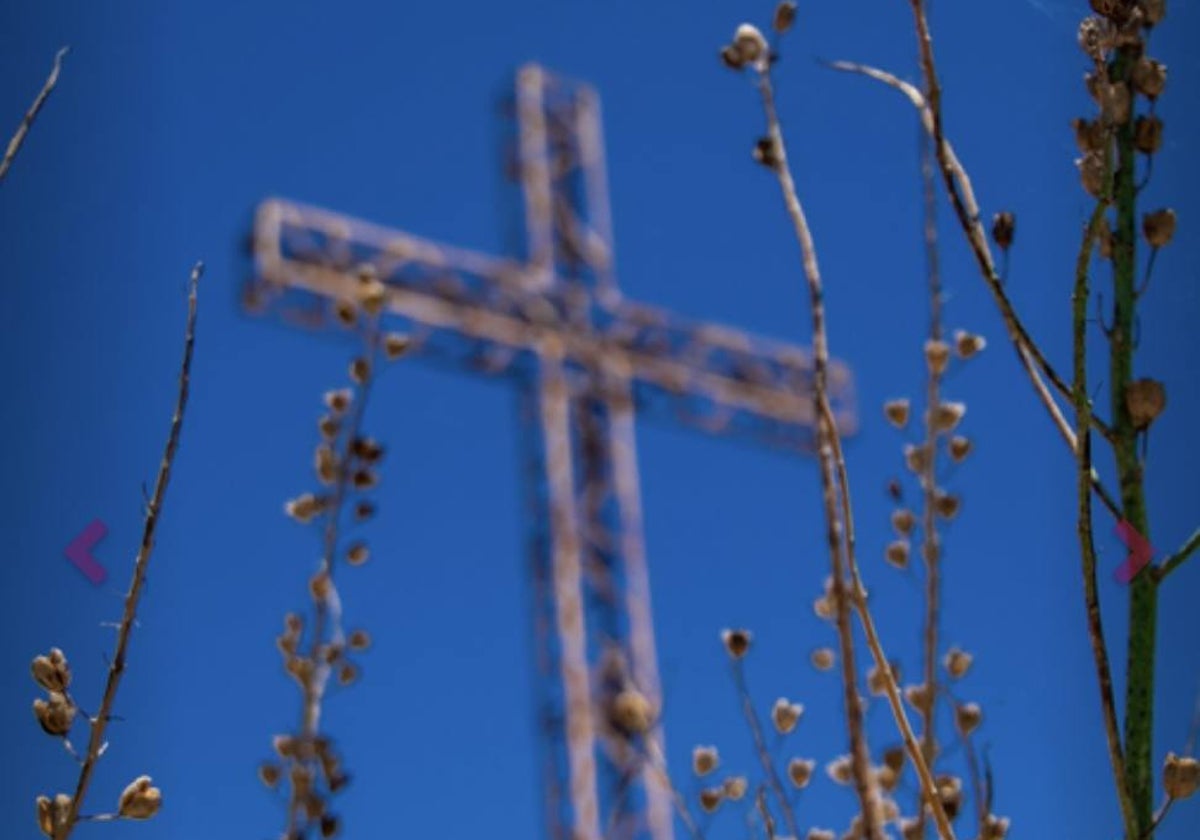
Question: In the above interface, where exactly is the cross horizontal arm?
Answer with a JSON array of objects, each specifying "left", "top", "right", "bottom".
[{"left": 249, "top": 199, "right": 856, "bottom": 452}]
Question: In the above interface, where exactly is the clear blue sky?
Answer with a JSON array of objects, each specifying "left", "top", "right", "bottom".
[{"left": 1, "top": 1, "right": 1197, "bottom": 838}]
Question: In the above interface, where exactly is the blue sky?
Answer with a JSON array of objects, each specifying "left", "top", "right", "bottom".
[{"left": 1, "top": 1, "right": 1197, "bottom": 838}]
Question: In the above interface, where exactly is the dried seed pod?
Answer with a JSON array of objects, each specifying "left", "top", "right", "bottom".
[
  {"left": 884, "top": 398, "right": 911, "bottom": 429},
  {"left": 931, "top": 401, "right": 967, "bottom": 433},
  {"left": 1132, "top": 57, "right": 1167, "bottom": 99},
  {"left": 903, "top": 443, "right": 931, "bottom": 475},
  {"left": 348, "top": 629, "right": 371, "bottom": 651},
  {"left": 351, "top": 469, "right": 378, "bottom": 490},
  {"left": 826, "top": 754, "right": 854, "bottom": 785},
  {"left": 1089, "top": 0, "right": 1121, "bottom": 17},
  {"left": 807, "top": 830, "right": 835, "bottom": 840},
  {"left": 753, "top": 136, "right": 781, "bottom": 170},
  {"left": 353, "top": 501, "right": 376, "bottom": 522},
  {"left": 356, "top": 265, "right": 387, "bottom": 315},
  {"left": 1139, "top": 0, "right": 1166, "bottom": 27},
  {"left": 876, "top": 763, "right": 899, "bottom": 792},
  {"left": 1163, "top": 752, "right": 1199, "bottom": 800},
  {"left": 333, "top": 299, "right": 357, "bottom": 327},
  {"left": 349, "top": 357, "right": 371, "bottom": 385},
  {"left": 318, "top": 415, "right": 340, "bottom": 440},
  {"left": 934, "top": 491, "right": 962, "bottom": 520},
  {"left": 31, "top": 648, "right": 71, "bottom": 693},
  {"left": 320, "top": 814, "right": 341, "bottom": 838},
  {"left": 346, "top": 543, "right": 369, "bottom": 566},
  {"left": 924, "top": 339, "right": 950, "bottom": 375},
  {"left": 733, "top": 23, "right": 768, "bottom": 65},
  {"left": 273, "top": 734, "right": 297, "bottom": 758},
  {"left": 773, "top": 1, "right": 798, "bottom": 33},
  {"left": 1077, "top": 17, "right": 1107, "bottom": 60},
  {"left": 955, "top": 702, "right": 983, "bottom": 735},
  {"left": 610, "top": 688, "right": 655, "bottom": 735},
  {"left": 936, "top": 774, "right": 964, "bottom": 820},
  {"left": 813, "top": 592, "right": 834, "bottom": 620},
  {"left": 1134, "top": 115, "right": 1164, "bottom": 154},
  {"left": 948, "top": 436, "right": 972, "bottom": 462},
  {"left": 32, "top": 692, "right": 75, "bottom": 736},
  {"left": 314, "top": 445, "right": 337, "bottom": 485},
  {"left": 1142, "top": 208, "right": 1176, "bottom": 247},
  {"left": 721, "top": 628, "right": 752, "bottom": 659},
  {"left": 981, "top": 814, "right": 1011, "bottom": 839},
  {"left": 337, "top": 663, "right": 358, "bottom": 686},
  {"left": 891, "top": 508, "right": 915, "bottom": 536},
  {"left": 904, "top": 683, "right": 933, "bottom": 715},
  {"left": 954, "top": 330, "right": 987, "bottom": 359},
  {"left": 991, "top": 212, "right": 1016, "bottom": 250},
  {"left": 258, "top": 763, "right": 282, "bottom": 788},
  {"left": 698, "top": 787, "right": 723, "bottom": 813},
  {"left": 810, "top": 647, "right": 835, "bottom": 671},
  {"left": 787, "top": 757, "right": 815, "bottom": 788},
  {"left": 1072, "top": 117, "right": 1107, "bottom": 154},
  {"left": 722, "top": 775, "right": 748, "bottom": 801},
  {"left": 771, "top": 698, "right": 804, "bottom": 734},
  {"left": 944, "top": 647, "right": 974, "bottom": 679},
  {"left": 1077, "top": 151, "right": 1107, "bottom": 199},
  {"left": 383, "top": 333, "right": 411, "bottom": 360},
  {"left": 719, "top": 44, "right": 745, "bottom": 71},
  {"left": 117, "top": 775, "right": 163, "bottom": 820},
  {"left": 885, "top": 540, "right": 910, "bottom": 570},
  {"left": 1099, "top": 81, "right": 1132, "bottom": 125},
  {"left": 900, "top": 818, "right": 923, "bottom": 840},
  {"left": 883, "top": 745, "right": 906, "bottom": 773},
  {"left": 285, "top": 493, "right": 324, "bottom": 524},
  {"left": 324, "top": 389, "right": 352, "bottom": 414},
  {"left": 309, "top": 571, "right": 332, "bottom": 601},
  {"left": 36, "top": 793, "right": 72, "bottom": 838},
  {"left": 692, "top": 745, "right": 719, "bottom": 776},
  {"left": 1125, "top": 378, "right": 1166, "bottom": 430}
]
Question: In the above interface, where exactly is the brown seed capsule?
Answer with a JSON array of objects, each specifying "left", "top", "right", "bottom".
[
  {"left": 891, "top": 508, "right": 915, "bottom": 536},
  {"left": 981, "top": 814, "right": 1011, "bottom": 839},
  {"left": 931, "top": 401, "right": 967, "bottom": 433},
  {"left": 314, "top": 445, "right": 337, "bottom": 485},
  {"left": 1072, "top": 117, "right": 1107, "bottom": 153},
  {"left": 753, "top": 136, "right": 781, "bottom": 170},
  {"left": 309, "top": 571, "right": 332, "bottom": 601},
  {"left": 1099, "top": 81, "right": 1132, "bottom": 125},
  {"left": 944, "top": 647, "right": 974, "bottom": 679},
  {"left": 324, "top": 389, "right": 352, "bottom": 414},
  {"left": 353, "top": 501, "right": 376, "bottom": 522},
  {"left": 1077, "top": 151, "right": 1107, "bottom": 199},
  {"left": 285, "top": 493, "right": 323, "bottom": 524},
  {"left": 884, "top": 399, "right": 911, "bottom": 429},
  {"left": 33, "top": 692, "right": 75, "bottom": 736},
  {"left": 698, "top": 787, "right": 724, "bottom": 813},
  {"left": 876, "top": 764, "right": 899, "bottom": 792},
  {"left": 31, "top": 648, "right": 71, "bottom": 693},
  {"left": 356, "top": 266, "right": 387, "bottom": 315},
  {"left": 610, "top": 687, "right": 655, "bottom": 735},
  {"left": 1125, "top": 378, "right": 1166, "bottom": 430},
  {"left": 826, "top": 754, "right": 854, "bottom": 785},
  {"left": 733, "top": 23, "right": 768, "bottom": 65},
  {"left": 318, "top": 415, "right": 340, "bottom": 440},
  {"left": 1163, "top": 752, "right": 1199, "bottom": 800},
  {"left": 721, "top": 628, "right": 752, "bottom": 659},
  {"left": 949, "top": 435, "right": 972, "bottom": 462},
  {"left": 773, "top": 1, "right": 798, "bottom": 33},
  {"left": 258, "top": 763, "right": 282, "bottom": 788},
  {"left": 1077, "top": 17, "right": 1107, "bottom": 60},
  {"left": 772, "top": 698, "right": 804, "bottom": 734},
  {"left": 811, "top": 647, "right": 836, "bottom": 671},
  {"left": 934, "top": 491, "right": 962, "bottom": 520},
  {"left": 351, "top": 469, "right": 378, "bottom": 490},
  {"left": 885, "top": 540, "right": 910, "bottom": 570},
  {"left": 117, "top": 775, "right": 163, "bottom": 820},
  {"left": 904, "top": 683, "right": 933, "bottom": 715},
  {"left": 720, "top": 44, "right": 745, "bottom": 71},
  {"left": 692, "top": 745, "right": 719, "bottom": 776},
  {"left": 936, "top": 775, "right": 964, "bottom": 820},
  {"left": 383, "top": 333, "right": 411, "bottom": 361},
  {"left": 1142, "top": 208, "right": 1176, "bottom": 247},
  {"left": 1132, "top": 57, "right": 1167, "bottom": 99},
  {"left": 924, "top": 339, "right": 951, "bottom": 375},
  {"left": 333, "top": 299, "right": 357, "bottom": 328},
  {"left": 320, "top": 814, "right": 341, "bottom": 838},
  {"left": 349, "top": 357, "right": 370, "bottom": 385},
  {"left": 883, "top": 745, "right": 906, "bottom": 773},
  {"left": 954, "top": 330, "right": 987, "bottom": 359},
  {"left": 722, "top": 775, "right": 748, "bottom": 801},
  {"left": 1140, "top": 0, "right": 1166, "bottom": 27},
  {"left": 348, "top": 629, "right": 371, "bottom": 651},
  {"left": 991, "top": 212, "right": 1016, "bottom": 250},
  {"left": 36, "top": 793, "right": 73, "bottom": 838},
  {"left": 956, "top": 702, "right": 983, "bottom": 735},
  {"left": 787, "top": 757, "right": 815, "bottom": 788},
  {"left": 346, "top": 543, "right": 369, "bottom": 566},
  {"left": 813, "top": 591, "right": 834, "bottom": 620},
  {"left": 904, "top": 443, "right": 931, "bottom": 475},
  {"left": 337, "top": 663, "right": 358, "bottom": 686},
  {"left": 273, "top": 734, "right": 296, "bottom": 758},
  {"left": 1134, "top": 115, "right": 1164, "bottom": 154}
]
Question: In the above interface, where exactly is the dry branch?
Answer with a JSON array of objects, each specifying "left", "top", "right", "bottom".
[{"left": 1, "top": 47, "right": 68, "bottom": 184}]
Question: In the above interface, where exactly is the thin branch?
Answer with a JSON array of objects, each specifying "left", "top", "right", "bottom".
[
  {"left": 59, "top": 263, "right": 203, "bottom": 839},
  {"left": 752, "top": 63, "right": 955, "bottom": 840},
  {"left": 0, "top": 46, "right": 68, "bottom": 184},
  {"left": 1153, "top": 527, "right": 1200, "bottom": 584},
  {"left": 1074, "top": 199, "right": 1139, "bottom": 837},
  {"left": 824, "top": 58, "right": 1123, "bottom": 520},
  {"left": 730, "top": 659, "right": 800, "bottom": 839},
  {"left": 643, "top": 738, "right": 706, "bottom": 840}
]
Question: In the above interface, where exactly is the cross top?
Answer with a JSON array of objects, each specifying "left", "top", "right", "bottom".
[{"left": 247, "top": 63, "right": 856, "bottom": 840}]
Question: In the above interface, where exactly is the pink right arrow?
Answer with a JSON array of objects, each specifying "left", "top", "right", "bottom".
[{"left": 1114, "top": 519, "right": 1154, "bottom": 584}]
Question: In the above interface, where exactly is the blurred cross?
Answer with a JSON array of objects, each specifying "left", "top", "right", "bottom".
[{"left": 246, "top": 64, "right": 855, "bottom": 840}]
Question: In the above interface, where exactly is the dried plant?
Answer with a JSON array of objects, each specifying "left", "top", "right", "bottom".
[
  {"left": 1, "top": 46, "right": 67, "bottom": 184},
  {"left": 259, "top": 264, "right": 410, "bottom": 839},
  {"left": 30, "top": 264, "right": 203, "bottom": 838}
]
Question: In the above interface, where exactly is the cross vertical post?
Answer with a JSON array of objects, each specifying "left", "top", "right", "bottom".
[{"left": 246, "top": 62, "right": 856, "bottom": 840}]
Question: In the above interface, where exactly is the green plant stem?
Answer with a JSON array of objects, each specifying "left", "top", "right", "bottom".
[
  {"left": 1110, "top": 46, "right": 1155, "bottom": 836},
  {"left": 1154, "top": 528, "right": 1200, "bottom": 584}
]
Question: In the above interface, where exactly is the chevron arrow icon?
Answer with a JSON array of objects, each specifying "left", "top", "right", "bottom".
[{"left": 64, "top": 519, "right": 108, "bottom": 585}]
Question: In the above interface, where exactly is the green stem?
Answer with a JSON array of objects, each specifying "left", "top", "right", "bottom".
[
  {"left": 1110, "top": 46, "right": 1155, "bottom": 836},
  {"left": 1154, "top": 528, "right": 1200, "bottom": 584}
]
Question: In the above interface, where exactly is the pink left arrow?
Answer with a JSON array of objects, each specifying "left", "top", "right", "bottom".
[{"left": 64, "top": 519, "right": 108, "bottom": 585}]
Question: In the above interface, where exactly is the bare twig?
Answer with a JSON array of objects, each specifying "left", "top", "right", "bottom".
[
  {"left": 643, "top": 738, "right": 706, "bottom": 840},
  {"left": 60, "top": 262, "right": 203, "bottom": 839},
  {"left": 1153, "top": 528, "right": 1200, "bottom": 584},
  {"left": 730, "top": 659, "right": 800, "bottom": 838},
  {"left": 824, "top": 59, "right": 1123, "bottom": 521},
  {"left": 1, "top": 46, "right": 68, "bottom": 184},
  {"left": 752, "top": 62, "right": 954, "bottom": 839}
]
